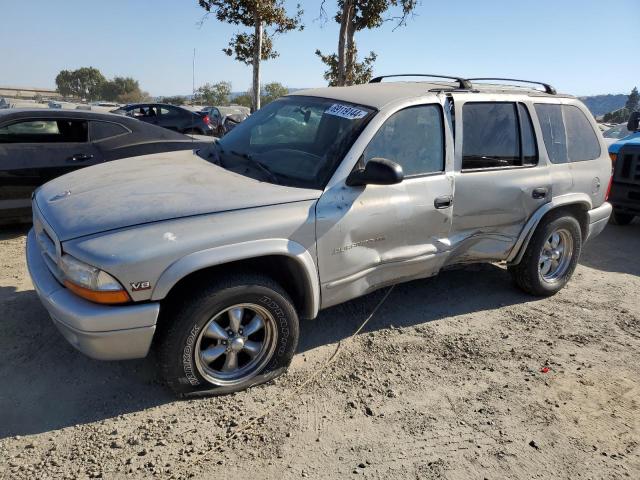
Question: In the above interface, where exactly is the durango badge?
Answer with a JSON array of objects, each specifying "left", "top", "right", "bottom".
[{"left": 130, "top": 281, "right": 151, "bottom": 291}]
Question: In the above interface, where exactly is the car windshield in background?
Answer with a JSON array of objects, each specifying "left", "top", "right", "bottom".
[
  {"left": 201, "top": 96, "right": 375, "bottom": 189},
  {"left": 603, "top": 124, "right": 630, "bottom": 139}
]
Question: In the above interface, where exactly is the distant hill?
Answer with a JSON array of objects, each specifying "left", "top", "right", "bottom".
[{"left": 580, "top": 94, "right": 627, "bottom": 117}]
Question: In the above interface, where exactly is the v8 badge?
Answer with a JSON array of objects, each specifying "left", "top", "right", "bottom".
[{"left": 130, "top": 281, "right": 151, "bottom": 291}]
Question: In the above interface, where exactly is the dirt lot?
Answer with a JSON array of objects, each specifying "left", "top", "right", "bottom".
[{"left": 1, "top": 222, "right": 639, "bottom": 479}]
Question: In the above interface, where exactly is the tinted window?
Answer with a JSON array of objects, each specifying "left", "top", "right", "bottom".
[
  {"left": 462, "top": 103, "right": 520, "bottom": 169},
  {"left": 518, "top": 104, "right": 537, "bottom": 166},
  {"left": 89, "top": 121, "right": 128, "bottom": 141},
  {"left": 534, "top": 104, "right": 567, "bottom": 164},
  {"left": 131, "top": 106, "right": 158, "bottom": 118},
  {"left": 363, "top": 104, "right": 444, "bottom": 176},
  {"left": 564, "top": 105, "right": 600, "bottom": 161},
  {"left": 0, "top": 119, "right": 88, "bottom": 143}
]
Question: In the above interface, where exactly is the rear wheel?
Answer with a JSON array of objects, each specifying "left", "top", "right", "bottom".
[
  {"left": 609, "top": 210, "right": 635, "bottom": 226},
  {"left": 157, "top": 273, "right": 299, "bottom": 397},
  {"left": 508, "top": 213, "right": 582, "bottom": 296}
]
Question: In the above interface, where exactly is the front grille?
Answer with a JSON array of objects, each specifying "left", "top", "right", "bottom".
[
  {"left": 614, "top": 146, "right": 640, "bottom": 185},
  {"left": 33, "top": 205, "right": 64, "bottom": 283}
]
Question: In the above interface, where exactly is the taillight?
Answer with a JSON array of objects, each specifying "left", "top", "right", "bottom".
[
  {"left": 606, "top": 153, "right": 616, "bottom": 201},
  {"left": 203, "top": 115, "right": 210, "bottom": 125}
]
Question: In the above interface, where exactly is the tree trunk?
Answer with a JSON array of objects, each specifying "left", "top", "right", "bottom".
[
  {"left": 345, "top": 15, "right": 357, "bottom": 86},
  {"left": 337, "top": 0, "right": 354, "bottom": 87},
  {"left": 252, "top": 8, "right": 263, "bottom": 112}
]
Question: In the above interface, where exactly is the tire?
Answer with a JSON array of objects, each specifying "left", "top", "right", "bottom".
[
  {"left": 609, "top": 210, "right": 634, "bottom": 226},
  {"left": 508, "top": 212, "right": 582, "bottom": 296},
  {"left": 157, "top": 273, "right": 299, "bottom": 397}
]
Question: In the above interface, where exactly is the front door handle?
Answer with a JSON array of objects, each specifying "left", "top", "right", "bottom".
[
  {"left": 68, "top": 153, "right": 94, "bottom": 162},
  {"left": 434, "top": 195, "right": 452, "bottom": 209},
  {"left": 532, "top": 187, "right": 548, "bottom": 199}
]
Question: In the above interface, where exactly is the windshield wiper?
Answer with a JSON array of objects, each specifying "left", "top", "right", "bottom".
[{"left": 230, "top": 150, "right": 280, "bottom": 185}]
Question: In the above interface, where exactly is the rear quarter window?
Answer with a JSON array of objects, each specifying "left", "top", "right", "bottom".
[
  {"left": 563, "top": 105, "right": 601, "bottom": 161},
  {"left": 534, "top": 103, "right": 601, "bottom": 163},
  {"left": 89, "top": 121, "right": 129, "bottom": 141}
]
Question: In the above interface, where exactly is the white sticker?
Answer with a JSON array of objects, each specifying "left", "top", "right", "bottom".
[{"left": 325, "top": 104, "right": 368, "bottom": 120}]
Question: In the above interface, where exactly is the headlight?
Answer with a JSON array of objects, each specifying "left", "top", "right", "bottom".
[{"left": 59, "top": 254, "right": 131, "bottom": 304}]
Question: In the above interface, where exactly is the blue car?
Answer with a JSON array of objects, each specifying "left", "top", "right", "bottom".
[{"left": 608, "top": 112, "right": 640, "bottom": 224}]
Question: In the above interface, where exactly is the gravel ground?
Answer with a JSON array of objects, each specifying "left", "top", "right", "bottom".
[{"left": 0, "top": 222, "right": 639, "bottom": 479}]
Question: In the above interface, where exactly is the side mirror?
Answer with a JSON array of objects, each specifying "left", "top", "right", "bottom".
[
  {"left": 627, "top": 111, "right": 640, "bottom": 132},
  {"left": 346, "top": 157, "right": 404, "bottom": 186}
]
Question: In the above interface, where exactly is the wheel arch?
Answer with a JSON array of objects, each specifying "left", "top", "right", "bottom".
[
  {"left": 152, "top": 239, "right": 320, "bottom": 320},
  {"left": 507, "top": 194, "right": 591, "bottom": 265}
]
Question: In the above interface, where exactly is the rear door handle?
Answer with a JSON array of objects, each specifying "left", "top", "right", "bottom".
[
  {"left": 434, "top": 195, "right": 452, "bottom": 209},
  {"left": 532, "top": 187, "right": 548, "bottom": 199},
  {"left": 68, "top": 153, "right": 94, "bottom": 162}
]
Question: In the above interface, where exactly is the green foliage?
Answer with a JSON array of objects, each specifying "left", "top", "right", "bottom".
[
  {"left": 261, "top": 81, "right": 289, "bottom": 105},
  {"left": 317, "top": 0, "right": 417, "bottom": 86},
  {"left": 625, "top": 87, "right": 639, "bottom": 113},
  {"left": 55, "top": 67, "right": 106, "bottom": 101},
  {"left": 100, "top": 77, "right": 145, "bottom": 103},
  {"left": 55, "top": 68, "right": 146, "bottom": 103},
  {"left": 198, "top": 1, "right": 303, "bottom": 65},
  {"left": 195, "top": 81, "right": 233, "bottom": 105},
  {"left": 232, "top": 92, "right": 253, "bottom": 108},
  {"left": 315, "top": 49, "right": 377, "bottom": 86},
  {"left": 602, "top": 87, "right": 640, "bottom": 123},
  {"left": 160, "top": 96, "right": 188, "bottom": 106}
]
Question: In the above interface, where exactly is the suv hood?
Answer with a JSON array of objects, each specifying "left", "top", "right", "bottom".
[{"left": 35, "top": 150, "right": 321, "bottom": 241}]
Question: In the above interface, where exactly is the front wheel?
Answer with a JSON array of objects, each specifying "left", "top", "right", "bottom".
[
  {"left": 157, "top": 274, "right": 299, "bottom": 397},
  {"left": 508, "top": 213, "right": 582, "bottom": 296}
]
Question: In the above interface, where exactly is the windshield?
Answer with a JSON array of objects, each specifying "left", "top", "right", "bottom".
[
  {"left": 603, "top": 124, "right": 630, "bottom": 139},
  {"left": 199, "top": 96, "right": 375, "bottom": 189}
]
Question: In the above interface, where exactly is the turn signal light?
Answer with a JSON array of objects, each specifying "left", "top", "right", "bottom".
[{"left": 64, "top": 280, "right": 131, "bottom": 305}]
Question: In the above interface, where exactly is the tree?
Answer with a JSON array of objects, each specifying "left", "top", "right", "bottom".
[
  {"left": 198, "top": 1, "right": 303, "bottom": 112},
  {"left": 195, "top": 81, "right": 232, "bottom": 105},
  {"left": 232, "top": 92, "right": 253, "bottom": 108},
  {"left": 100, "top": 76, "right": 144, "bottom": 102},
  {"left": 55, "top": 67, "right": 106, "bottom": 101},
  {"left": 160, "top": 95, "right": 188, "bottom": 106},
  {"left": 261, "top": 81, "right": 288, "bottom": 105},
  {"left": 625, "top": 86, "right": 639, "bottom": 113},
  {"left": 316, "top": 0, "right": 418, "bottom": 86}
]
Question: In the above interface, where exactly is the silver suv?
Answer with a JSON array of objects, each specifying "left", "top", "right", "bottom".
[{"left": 27, "top": 75, "right": 612, "bottom": 396}]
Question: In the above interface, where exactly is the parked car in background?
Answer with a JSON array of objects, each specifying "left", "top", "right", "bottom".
[
  {"left": 26, "top": 76, "right": 611, "bottom": 397},
  {"left": 602, "top": 122, "right": 635, "bottom": 146},
  {"left": 0, "top": 109, "right": 209, "bottom": 224},
  {"left": 222, "top": 112, "right": 248, "bottom": 136},
  {"left": 0, "top": 98, "right": 10, "bottom": 109},
  {"left": 111, "top": 103, "right": 214, "bottom": 136},
  {"left": 47, "top": 100, "right": 62, "bottom": 109},
  {"left": 200, "top": 105, "right": 250, "bottom": 137},
  {"left": 607, "top": 112, "right": 640, "bottom": 225}
]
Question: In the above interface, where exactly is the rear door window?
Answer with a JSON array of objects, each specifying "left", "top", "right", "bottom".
[
  {"left": 0, "top": 119, "right": 88, "bottom": 143},
  {"left": 534, "top": 104, "right": 567, "bottom": 164},
  {"left": 462, "top": 102, "right": 538, "bottom": 169},
  {"left": 89, "top": 121, "right": 128, "bottom": 141}
]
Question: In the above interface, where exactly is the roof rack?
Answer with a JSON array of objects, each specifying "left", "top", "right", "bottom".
[
  {"left": 467, "top": 78, "right": 556, "bottom": 95},
  {"left": 369, "top": 74, "right": 472, "bottom": 90}
]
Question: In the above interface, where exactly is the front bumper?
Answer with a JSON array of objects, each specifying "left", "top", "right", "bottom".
[
  {"left": 26, "top": 229, "right": 160, "bottom": 360},
  {"left": 585, "top": 202, "right": 612, "bottom": 242}
]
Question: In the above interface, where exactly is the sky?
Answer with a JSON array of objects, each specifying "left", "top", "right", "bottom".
[{"left": 1, "top": 0, "right": 639, "bottom": 97}]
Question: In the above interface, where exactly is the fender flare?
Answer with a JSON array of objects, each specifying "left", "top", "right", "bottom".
[
  {"left": 151, "top": 239, "right": 320, "bottom": 319},
  {"left": 506, "top": 193, "right": 592, "bottom": 265}
]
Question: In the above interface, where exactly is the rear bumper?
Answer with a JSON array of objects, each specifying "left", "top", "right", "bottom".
[
  {"left": 26, "top": 229, "right": 160, "bottom": 360},
  {"left": 585, "top": 202, "right": 612, "bottom": 242},
  {"left": 609, "top": 182, "right": 640, "bottom": 215}
]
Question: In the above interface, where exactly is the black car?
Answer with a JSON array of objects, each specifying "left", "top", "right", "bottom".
[
  {"left": 0, "top": 109, "right": 210, "bottom": 223},
  {"left": 113, "top": 103, "right": 214, "bottom": 136}
]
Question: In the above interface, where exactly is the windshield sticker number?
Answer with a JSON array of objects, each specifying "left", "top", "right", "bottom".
[{"left": 325, "top": 104, "right": 368, "bottom": 120}]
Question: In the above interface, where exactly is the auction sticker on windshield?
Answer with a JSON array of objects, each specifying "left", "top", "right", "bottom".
[{"left": 325, "top": 104, "right": 368, "bottom": 120}]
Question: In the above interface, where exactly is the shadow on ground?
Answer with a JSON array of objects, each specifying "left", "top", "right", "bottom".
[
  {"left": 0, "top": 286, "right": 172, "bottom": 439},
  {"left": 580, "top": 220, "right": 640, "bottom": 276},
  {"left": 0, "top": 224, "right": 30, "bottom": 241},
  {"left": 2, "top": 218, "right": 635, "bottom": 439}
]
